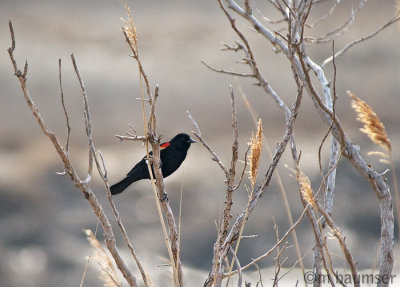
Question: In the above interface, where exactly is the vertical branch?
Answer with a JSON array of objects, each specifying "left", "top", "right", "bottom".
[
  {"left": 226, "top": 118, "right": 262, "bottom": 287},
  {"left": 7, "top": 20, "right": 138, "bottom": 287},
  {"left": 296, "top": 165, "right": 336, "bottom": 287},
  {"left": 191, "top": 86, "right": 240, "bottom": 287},
  {"left": 99, "top": 152, "right": 151, "bottom": 287},
  {"left": 122, "top": 6, "right": 183, "bottom": 285},
  {"left": 146, "top": 108, "right": 183, "bottom": 286},
  {"left": 316, "top": 203, "right": 360, "bottom": 287},
  {"left": 213, "top": 1, "right": 307, "bottom": 281},
  {"left": 219, "top": 86, "right": 239, "bottom": 240},
  {"left": 58, "top": 58, "right": 71, "bottom": 153},
  {"left": 71, "top": 54, "right": 94, "bottom": 177},
  {"left": 204, "top": 81, "right": 303, "bottom": 287},
  {"left": 71, "top": 56, "right": 151, "bottom": 286},
  {"left": 71, "top": 55, "right": 151, "bottom": 287},
  {"left": 229, "top": 85, "right": 239, "bottom": 188},
  {"left": 323, "top": 41, "right": 340, "bottom": 221}
]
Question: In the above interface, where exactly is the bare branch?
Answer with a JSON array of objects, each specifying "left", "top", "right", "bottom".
[
  {"left": 322, "top": 11, "right": 400, "bottom": 67},
  {"left": 115, "top": 134, "right": 147, "bottom": 141},
  {"left": 254, "top": 5, "right": 286, "bottom": 24},
  {"left": 230, "top": 247, "right": 242, "bottom": 287},
  {"left": 316, "top": 202, "right": 360, "bottom": 287},
  {"left": 7, "top": 20, "right": 138, "bottom": 287},
  {"left": 122, "top": 28, "right": 152, "bottom": 101},
  {"left": 209, "top": 79, "right": 303, "bottom": 287},
  {"left": 218, "top": 1, "right": 292, "bottom": 121},
  {"left": 121, "top": 7, "right": 184, "bottom": 284},
  {"left": 98, "top": 151, "right": 151, "bottom": 287},
  {"left": 58, "top": 58, "right": 71, "bottom": 153},
  {"left": 201, "top": 60, "right": 255, "bottom": 78},
  {"left": 227, "top": 204, "right": 310, "bottom": 276},
  {"left": 228, "top": 85, "right": 239, "bottom": 188},
  {"left": 272, "top": 219, "right": 285, "bottom": 287},
  {"left": 231, "top": 146, "right": 250, "bottom": 191},
  {"left": 306, "top": 0, "right": 340, "bottom": 28},
  {"left": 305, "top": 0, "right": 367, "bottom": 44},
  {"left": 214, "top": 1, "right": 395, "bottom": 285},
  {"left": 186, "top": 110, "right": 229, "bottom": 177},
  {"left": 71, "top": 54, "right": 94, "bottom": 177}
]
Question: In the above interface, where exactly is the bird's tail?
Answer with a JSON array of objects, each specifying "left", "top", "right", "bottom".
[{"left": 110, "top": 176, "right": 135, "bottom": 195}]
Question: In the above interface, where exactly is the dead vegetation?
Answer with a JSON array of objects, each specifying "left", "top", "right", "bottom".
[{"left": 7, "top": 1, "right": 399, "bottom": 286}]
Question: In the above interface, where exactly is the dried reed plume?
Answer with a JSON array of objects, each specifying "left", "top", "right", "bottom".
[
  {"left": 226, "top": 119, "right": 263, "bottom": 285},
  {"left": 348, "top": 91, "right": 391, "bottom": 152},
  {"left": 367, "top": 151, "right": 391, "bottom": 164},
  {"left": 296, "top": 168, "right": 316, "bottom": 209},
  {"left": 121, "top": 0, "right": 138, "bottom": 51},
  {"left": 85, "top": 230, "right": 121, "bottom": 287},
  {"left": 349, "top": 91, "right": 400, "bottom": 251},
  {"left": 248, "top": 119, "right": 263, "bottom": 186}
]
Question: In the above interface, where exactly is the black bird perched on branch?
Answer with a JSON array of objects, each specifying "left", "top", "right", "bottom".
[{"left": 110, "top": 133, "right": 196, "bottom": 195}]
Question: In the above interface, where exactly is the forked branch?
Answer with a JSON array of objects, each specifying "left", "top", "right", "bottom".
[{"left": 7, "top": 20, "right": 139, "bottom": 287}]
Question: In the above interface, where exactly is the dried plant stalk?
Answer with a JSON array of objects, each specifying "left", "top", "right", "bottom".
[
  {"left": 226, "top": 119, "right": 263, "bottom": 285},
  {"left": 121, "top": 0, "right": 138, "bottom": 52},
  {"left": 248, "top": 119, "right": 263, "bottom": 187},
  {"left": 121, "top": 3, "right": 183, "bottom": 286},
  {"left": 85, "top": 230, "right": 121, "bottom": 287},
  {"left": 348, "top": 91, "right": 399, "bottom": 243},
  {"left": 348, "top": 90, "right": 391, "bottom": 152},
  {"left": 296, "top": 168, "right": 317, "bottom": 209},
  {"left": 7, "top": 21, "right": 138, "bottom": 287}
]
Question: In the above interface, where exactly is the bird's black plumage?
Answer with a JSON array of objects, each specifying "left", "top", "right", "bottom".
[{"left": 110, "top": 133, "right": 196, "bottom": 195}]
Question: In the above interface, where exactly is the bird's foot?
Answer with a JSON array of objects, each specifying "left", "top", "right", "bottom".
[{"left": 160, "top": 192, "right": 168, "bottom": 202}]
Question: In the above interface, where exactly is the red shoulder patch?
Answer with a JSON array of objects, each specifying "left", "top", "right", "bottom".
[{"left": 160, "top": 142, "right": 170, "bottom": 149}]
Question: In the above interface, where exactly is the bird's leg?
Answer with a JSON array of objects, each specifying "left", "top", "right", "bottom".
[{"left": 160, "top": 192, "right": 168, "bottom": 202}]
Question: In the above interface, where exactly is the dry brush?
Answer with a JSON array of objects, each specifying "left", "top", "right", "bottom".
[{"left": 7, "top": 1, "right": 399, "bottom": 287}]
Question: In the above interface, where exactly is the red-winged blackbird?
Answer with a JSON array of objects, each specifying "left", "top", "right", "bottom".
[{"left": 110, "top": 133, "right": 196, "bottom": 195}]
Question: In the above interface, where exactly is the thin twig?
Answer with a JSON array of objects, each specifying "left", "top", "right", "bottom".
[
  {"left": 305, "top": 0, "right": 367, "bottom": 44},
  {"left": 306, "top": 0, "right": 340, "bottom": 28},
  {"left": 71, "top": 54, "right": 94, "bottom": 177},
  {"left": 122, "top": 7, "right": 183, "bottom": 284},
  {"left": 99, "top": 151, "right": 151, "bottom": 287},
  {"left": 230, "top": 247, "right": 242, "bottom": 287},
  {"left": 226, "top": 204, "right": 310, "bottom": 276},
  {"left": 186, "top": 110, "right": 229, "bottom": 177},
  {"left": 58, "top": 58, "right": 71, "bottom": 153},
  {"left": 7, "top": 20, "right": 138, "bottom": 287},
  {"left": 212, "top": 82, "right": 303, "bottom": 286},
  {"left": 272, "top": 218, "right": 284, "bottom": 287},
  {"left": 115, "top": 134, "right": 147, "bottom": 141},
  {"left": 224, "top": 0, "right": 394, "bottom": 284},
  {"left": 316, "top": 201, "right": 360, "bottom": 287},
  {"left": 73, "top": 50, "right": 150, "bottom": 287},
  {"left": 201, "top": 60, "right": 255, "bottom": 78},
  {"left": 322, "top": 11, "right": 400, "bottom": 66},
  {"left": 232, "top": 146, "right": 250, "bottom": 191}
]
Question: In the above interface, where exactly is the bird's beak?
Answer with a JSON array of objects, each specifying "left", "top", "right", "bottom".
[{"left": 189, "top": 137, "right": 196, "bottom": 143}]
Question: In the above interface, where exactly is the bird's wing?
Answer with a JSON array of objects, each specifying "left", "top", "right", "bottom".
[
  {"left": 160, "top": 141, "right": 170, "bottom": 150},
  {"left": 126, "top": 151, "right": 153, "bottom": 177}
]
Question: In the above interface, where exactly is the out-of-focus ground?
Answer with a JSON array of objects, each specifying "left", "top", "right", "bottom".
[{"left": 0, "top": 0, "right": 399, "bottom": 286}]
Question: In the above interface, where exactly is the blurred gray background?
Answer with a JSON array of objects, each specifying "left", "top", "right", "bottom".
[{"left": 1, "top": 0, "right": 399, "bottom": 286}]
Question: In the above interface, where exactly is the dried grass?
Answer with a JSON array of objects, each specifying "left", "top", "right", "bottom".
[
  {"left": 121, "top": 0, "right": 138, "bottom": 51},
  {"left": 248, "top": 119, "right": 263, "bottom": 187},
  {"left": 226, "top": 119, "right": 263, "bottom": 286},
  {"left": 84, "top": 229, "right": 121, "bottom": 287},
  {"left": 349, "top": 90, "right": 400, "bottom": 241},
  {"left": 348, "top": 90, "right": 391, "bottom": 152},
  {"left": 296, "top": 168, "right": 317, "bottom": 209}
]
